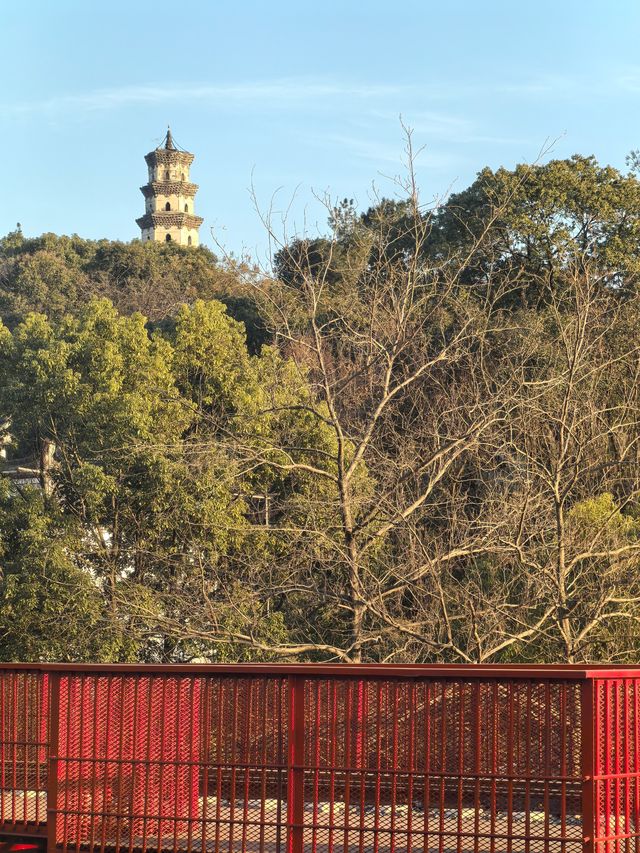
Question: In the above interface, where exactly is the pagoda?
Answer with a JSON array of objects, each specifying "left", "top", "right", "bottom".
[{"left": 136, "top": 128, "right": 203, "bottom": 246}]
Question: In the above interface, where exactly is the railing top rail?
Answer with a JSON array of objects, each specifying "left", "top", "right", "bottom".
[{"left": 0, "top": 662, "right": 638, "bottom": 679}]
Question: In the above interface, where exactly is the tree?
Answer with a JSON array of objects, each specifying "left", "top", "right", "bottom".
[
  {"left": 184, "top": 139, "right": 640, "bottom": 664},
  {"left": 429, "top": 155, "right": 640, "bottom": 306},
  {"left": 0, "top": 480, "right": 124, "bottom": 661},
  {"left": 0, "top": 296, "right": 334, "bottom": 661},
  {"left": 0, "top": 299, "right": 191, "bottom": 656},
  {"left": 198, "top": 135, "right": 527, "bottom": 662},
  {"left": 0, "top": 232, "right": 260, "bottom": 332},
  {"left": 4, "top": 144, "right": 640, "bottom": 664},
  {"left": 475, "top": 270, "right": 640, "bottom": 662}
]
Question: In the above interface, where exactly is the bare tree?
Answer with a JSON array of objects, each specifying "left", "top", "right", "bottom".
[
  {"left": 149, "top": 133, "right": 532, "bottom": 662},
  {"left": 131, "top": 134, "right": 640, "bottom": 664}
]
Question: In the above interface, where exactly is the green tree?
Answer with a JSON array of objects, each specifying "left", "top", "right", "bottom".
[
  {"left": 0, "top": 296, "right": 337, "bottom": 661},
  {"left": 0, "top": 481, "right": 126, "bottom": 661},
  {"left": 0, "top": 232, "right": 260, "bottom": 333},
  {"left": 0, "top": 299, "right": 192, "bottom": 656},
  {"left": 429, "top": 155, "right": 640, "bottom": 305}
]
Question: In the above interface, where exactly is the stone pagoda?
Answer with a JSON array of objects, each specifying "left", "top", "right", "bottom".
[{"left": 136, "top": 128, "right": 204, "bottom": 246}]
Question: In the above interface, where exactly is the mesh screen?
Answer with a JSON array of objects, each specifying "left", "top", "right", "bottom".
[
  {"left": 0, "top": 669, "right": 48, "bottom": 831},
  {"left": 299, "top": 677, "right": 583, "bottom": 853},
  {"left": 0, "top": 669, "right": 587, "bottom": 853},
  {"left": 593, "top": 677, "right": 640, "bottom": 853},
  {"left": 56, "top": 674, "right": 201, "bottom": 850},
  {"left": 54, "top": 674, "right": 287, "bottom": 853}
]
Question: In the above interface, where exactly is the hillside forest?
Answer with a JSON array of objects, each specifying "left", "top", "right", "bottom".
[{"left": 3, "top": 150, "right": 640, "bottom": 664}]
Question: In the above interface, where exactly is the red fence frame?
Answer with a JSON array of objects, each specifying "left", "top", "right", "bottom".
[{"left": 0, "top": 664, "right": 639, "bottom": 853}]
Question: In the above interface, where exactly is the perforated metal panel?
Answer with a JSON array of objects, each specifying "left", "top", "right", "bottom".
[
  {"left": 0, "top": 663, "right": 638, "bottom": 853},
  {"left": 53, "top": 673, "right": 201, "bottom": 852},
  {"left": 591, "top": 677, "right": 640, "bottom": 853},
  {"left": 298, "top": 676, "right": 583, "bottom": 853},
  {"left": 200, "top": 677, "right": 287, "bottom": 853},
  {"left": 0, "top": 670, "right": 48, "bottom": 833},
  {"left": 49, "top": 673, "right": 289, "bottom": 853}
]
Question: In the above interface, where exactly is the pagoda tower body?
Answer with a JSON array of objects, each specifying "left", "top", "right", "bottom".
[{"left": 136, "top": 129, "right": 204, "bottom": 246}]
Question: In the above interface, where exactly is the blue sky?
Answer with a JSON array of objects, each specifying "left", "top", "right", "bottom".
[{"left": 2, "top": 0, "right": 640, "bottom": 262}]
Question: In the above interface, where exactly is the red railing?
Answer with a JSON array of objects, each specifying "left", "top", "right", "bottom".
[{"left": 0, "top": 664, "right": 638, "bottom": 853}]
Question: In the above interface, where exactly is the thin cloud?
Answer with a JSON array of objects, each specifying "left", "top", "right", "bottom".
[
  {"left": 499, "top": 69, "right": 640, "bottom": 101},
  {"left": 369, "top": 109, "right": 526, "bottom": 146},
  {"left": 413, "top": 113, "right": 472, "bottom": 136},
  {"left": 496, "top": 73, "right": 584, "bottom": 98},
  {"left": 2, "top": 73, "right": 601, "bottom": 122},
  {"left": 615, "top": 68, "right": 640, "bottom": 92},
  {"left": 319, "top": 134, "right": 403, "bottom": 164},
  {"left": 317, "top": 132, "right": 459, "bottom": 169},
  {"left": 2, "top": 79, "right": 409, "bottom": 118}
]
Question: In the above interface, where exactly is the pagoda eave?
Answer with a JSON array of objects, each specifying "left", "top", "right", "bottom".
[
  {"left": 140, "top": 181, "right": 199, "bottom": 198},
  {"left": 136, "top": 212, "right": 204, "bottom": 229},
  {"left": 144, "top": 149, "right": 195, "bottom": 167}
]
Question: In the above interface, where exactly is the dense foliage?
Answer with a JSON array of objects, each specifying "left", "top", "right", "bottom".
[{"left": 3, "top": 152, "right": 640, "bottom": 663}]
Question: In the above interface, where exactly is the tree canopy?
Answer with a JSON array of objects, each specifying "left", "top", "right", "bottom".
[{"left": 3, "top": 150, "right": 640, "bottom": 663}]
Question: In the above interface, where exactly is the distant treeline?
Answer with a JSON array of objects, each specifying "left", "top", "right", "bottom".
[{"left": 2, "top": 152, "right": 640, "bottom": 664}]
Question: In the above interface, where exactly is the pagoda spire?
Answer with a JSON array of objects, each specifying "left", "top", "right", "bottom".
[{"left": 135, "top": 129, "right": 203, "bottom": 246}]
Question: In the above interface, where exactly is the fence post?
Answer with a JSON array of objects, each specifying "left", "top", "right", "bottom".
[
  {"left": 287, "top": 675, "right": 305, "bottom": 853},
  {"left": 47, "top": 673, "right": 61, "bottom": 853},
  {"left": 581, "top": 678, "right": 596, "bottom": 853}
]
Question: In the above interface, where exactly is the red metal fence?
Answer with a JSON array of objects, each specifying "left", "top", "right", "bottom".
[{"left": 0, "top": 664, "right": 638, "bottom": 853}]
